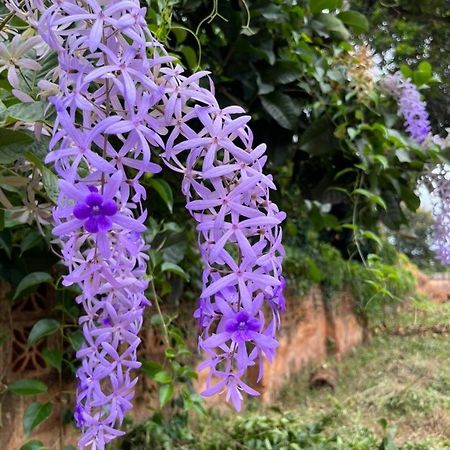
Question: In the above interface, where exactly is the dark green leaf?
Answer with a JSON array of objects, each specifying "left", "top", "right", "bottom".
[
  {"left": 8, "top": 379, "right": 48, "bottom": 396},
  {"left": 23, "top": 402, "right": 52, "bottom": 435},
  {"left": 28, "top": 319, "right": 60, "bottom": 347},
  {"left": 20, "top": 231, "right": 44, "bottom": 255},
  {"left": 42, "top": 348, "right": 62, "bottom": 372},
  {"left": 0, "top": 128, "right": 33, "bottom": 164},
  {"left": 161, "top": 262, "right": 189, "bottom": 281},
  {"left": 149, "top": 178, "right": 173, "bottom": 213},
  {"left": 309, "top": 0, "right": 339, "bottom": 14},
  {"left": 0, "top": 333, "right": 9, "bottom": 347},
  {"left": 13, "top": 272, "right": 53, "bottom": 300},
  {"left": 67, "top": 330, "right": 84, "bottom": 352},
  {"left": 300, "top": 117, "right": 337, "bottom": 155},
  {"left": 19, "top": 440, "right": 45, "bottom": 450},
  {"left": 260, "top": 93, "right": 298, "bottom": 130}
]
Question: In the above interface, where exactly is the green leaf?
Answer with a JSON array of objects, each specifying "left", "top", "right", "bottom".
[
  {"left": 149, "top": 178, "right": 173, "bottom": 213},
  {"left": 19, "top": 440, "right": 45, "bottom": 450},
  {"left": 309, "top": 0, "right": 339, "bottom": 14},
  {"left": 315, "top": 13, "right": 350, "bottom": 40},
  {"left": 180, "top": 45, "right": 198, "bottom": 71},
  {"left": 171, "top": 26, "right": 187, "bottom": 44},
  {"left": 165, "top": 347, "right": 176, "bottom": 359},
  {"left": 42, "top": 348, "right": 62, "bottom": 372},
  {"left": 20, "top": 231, "right": 44, "bottom": 255},
  {"left": 361, "top": 231, "right": 382, "bottom": 247},
  {"left": 41, "top": 168, "right": 59, "bottom": 203},
  {"left": 413, "top": 61, "right": 433, "bottom": 86},
  {"left": 0, "top": 128, "right": 33, "bottom": 164},
  {"left": 25, "top": 151, "right": 58, "bottom": 203},
  {"left": 13, "top": 272, "right": 53, "bottom": 300},
  {"left": 418, "top": 61, "right": 432, "bottom": 77},
  {"left": 141, "top": 361, "right": 164, "bottom": 378},
  {"left": 161, "top": 262, "right": 189, "bottom": 281},
  {"left": 395, "top": 148, "right": 411, "bottom": 163},
  {"left": 159, "top": 384, "right": 174, "bottom": 408},
  {"left": 67, "top": 330, "right": 84, "bottom": 352},
  {"left": 372, "top": 154, "right": 389, "bottom": 169},
  {"left": 28, "top": 319, "right": 60, "bottom": 347},
  {"left": 300, "top": 117, "right": 336, "bottom": 155},
  {"left": 153, "top": 370, "right": 172, "bottom": 384},
  {"left": 353, "top": 188, "right": 387, "bottom": 210},
  {"left": 23, "top": 402, "right": 52, "bottom": 435},
  {"left": 260, "top": 92, "right": 298, "bottom": 130},
  {"left": 8, "top": 379, "right": 48, "bottom": 396},
  {"left": 399, "top": 64, "right": 412, "bottom": 79},
  {"left": 337, "top": 11, "right": 369, "bottom": 33},
  {"left": 0, "top": 102, "right": 47, "bottom": 124}
]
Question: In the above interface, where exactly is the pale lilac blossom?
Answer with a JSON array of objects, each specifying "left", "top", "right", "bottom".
[{"left": 381, "top": 72, "right": 431, "bottom": 144}]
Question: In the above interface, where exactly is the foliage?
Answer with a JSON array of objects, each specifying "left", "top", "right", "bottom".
[
  {"left": 352, "top": 0, "right": 450, "bottom": 130},
  {"left": 384, "top": 209, "right": 449, "bottom": 271},
  {"left": 163, "top": 0, "right": 447, "bottom": 250},
  {"left": 284, "top": 239, "right": 346, "bottom": 301},
  {"left": 349, "top": 253, "right": 416, "bottom": 322}
]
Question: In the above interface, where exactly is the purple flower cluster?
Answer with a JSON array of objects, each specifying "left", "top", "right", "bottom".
[
  {"left": 159, "top": 75, "right": 286, "bottom": 409},
  {"left": 381, "top": 72, "right": 431, "bottom": 144},
  {"left": 11, "top": 0, "right": 285, "bottom": 447},
  {"left": 426, "top": 168, "right": 450, "bottom": 264},
  {"left": 18, "top": 0, "right": 164, "bottom": 448}
]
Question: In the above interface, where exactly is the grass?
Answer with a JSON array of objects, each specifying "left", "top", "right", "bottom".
[
  {"left": 122, "top": 299, "right": 450, "bottom": 449},
  {"left": 275, "top": 299, "right": 450, "bottom": 449}
]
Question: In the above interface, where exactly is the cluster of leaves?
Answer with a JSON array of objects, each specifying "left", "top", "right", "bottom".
[
  {"left": 349, "top": 253, "right": 416, "bottom": 324},
  {"left": 352, "top": 0, "right": 450, "bottom": 130},
  {"left": 164, "top": 0, "right": 447, "bottom": 259}
]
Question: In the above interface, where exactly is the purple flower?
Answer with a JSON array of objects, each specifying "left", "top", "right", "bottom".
[
  {"left": 382, "top": 72, "right": 431, "bottom": 144},
  {"left": 224, "top": 310, "right": 261, "bottom": 341},
  {"left": 73, "top": 188, "right": 117, "bottom": 233}
]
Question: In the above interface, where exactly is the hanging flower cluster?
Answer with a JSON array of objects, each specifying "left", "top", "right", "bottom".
[
  {"left": 381, "top": 72, "right": 431, "bottom": 144},
  {"left": 21, "top": 0, "right": 167, "bottom": 448},
  {"left": 9, "top": 0, "right": 285, "bottom": 447},
  {"left": 432, "top": 180, "right": 450, "bottom": 264},
  {"left": 159, "top": 69, "right": 286, "bottom": 410},
  {"left": 423, "top": 166, "right": 450, "bottom": 265}
]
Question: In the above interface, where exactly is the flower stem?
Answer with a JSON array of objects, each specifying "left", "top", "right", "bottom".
[{"left": 149, "top": 275, "right": 170, "bottom": 348}]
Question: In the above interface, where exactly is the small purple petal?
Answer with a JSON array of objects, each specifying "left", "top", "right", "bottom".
[{"left": 73, "top": 203, "right": 91, "bottom": 220}]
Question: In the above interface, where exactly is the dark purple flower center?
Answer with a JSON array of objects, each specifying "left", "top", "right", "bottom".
[
  {"left": 73, "top": 189, "right": 117, "bottom": 233},
  {"left": 225, "top": 311, "right": 261, "bottom": 341}
]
